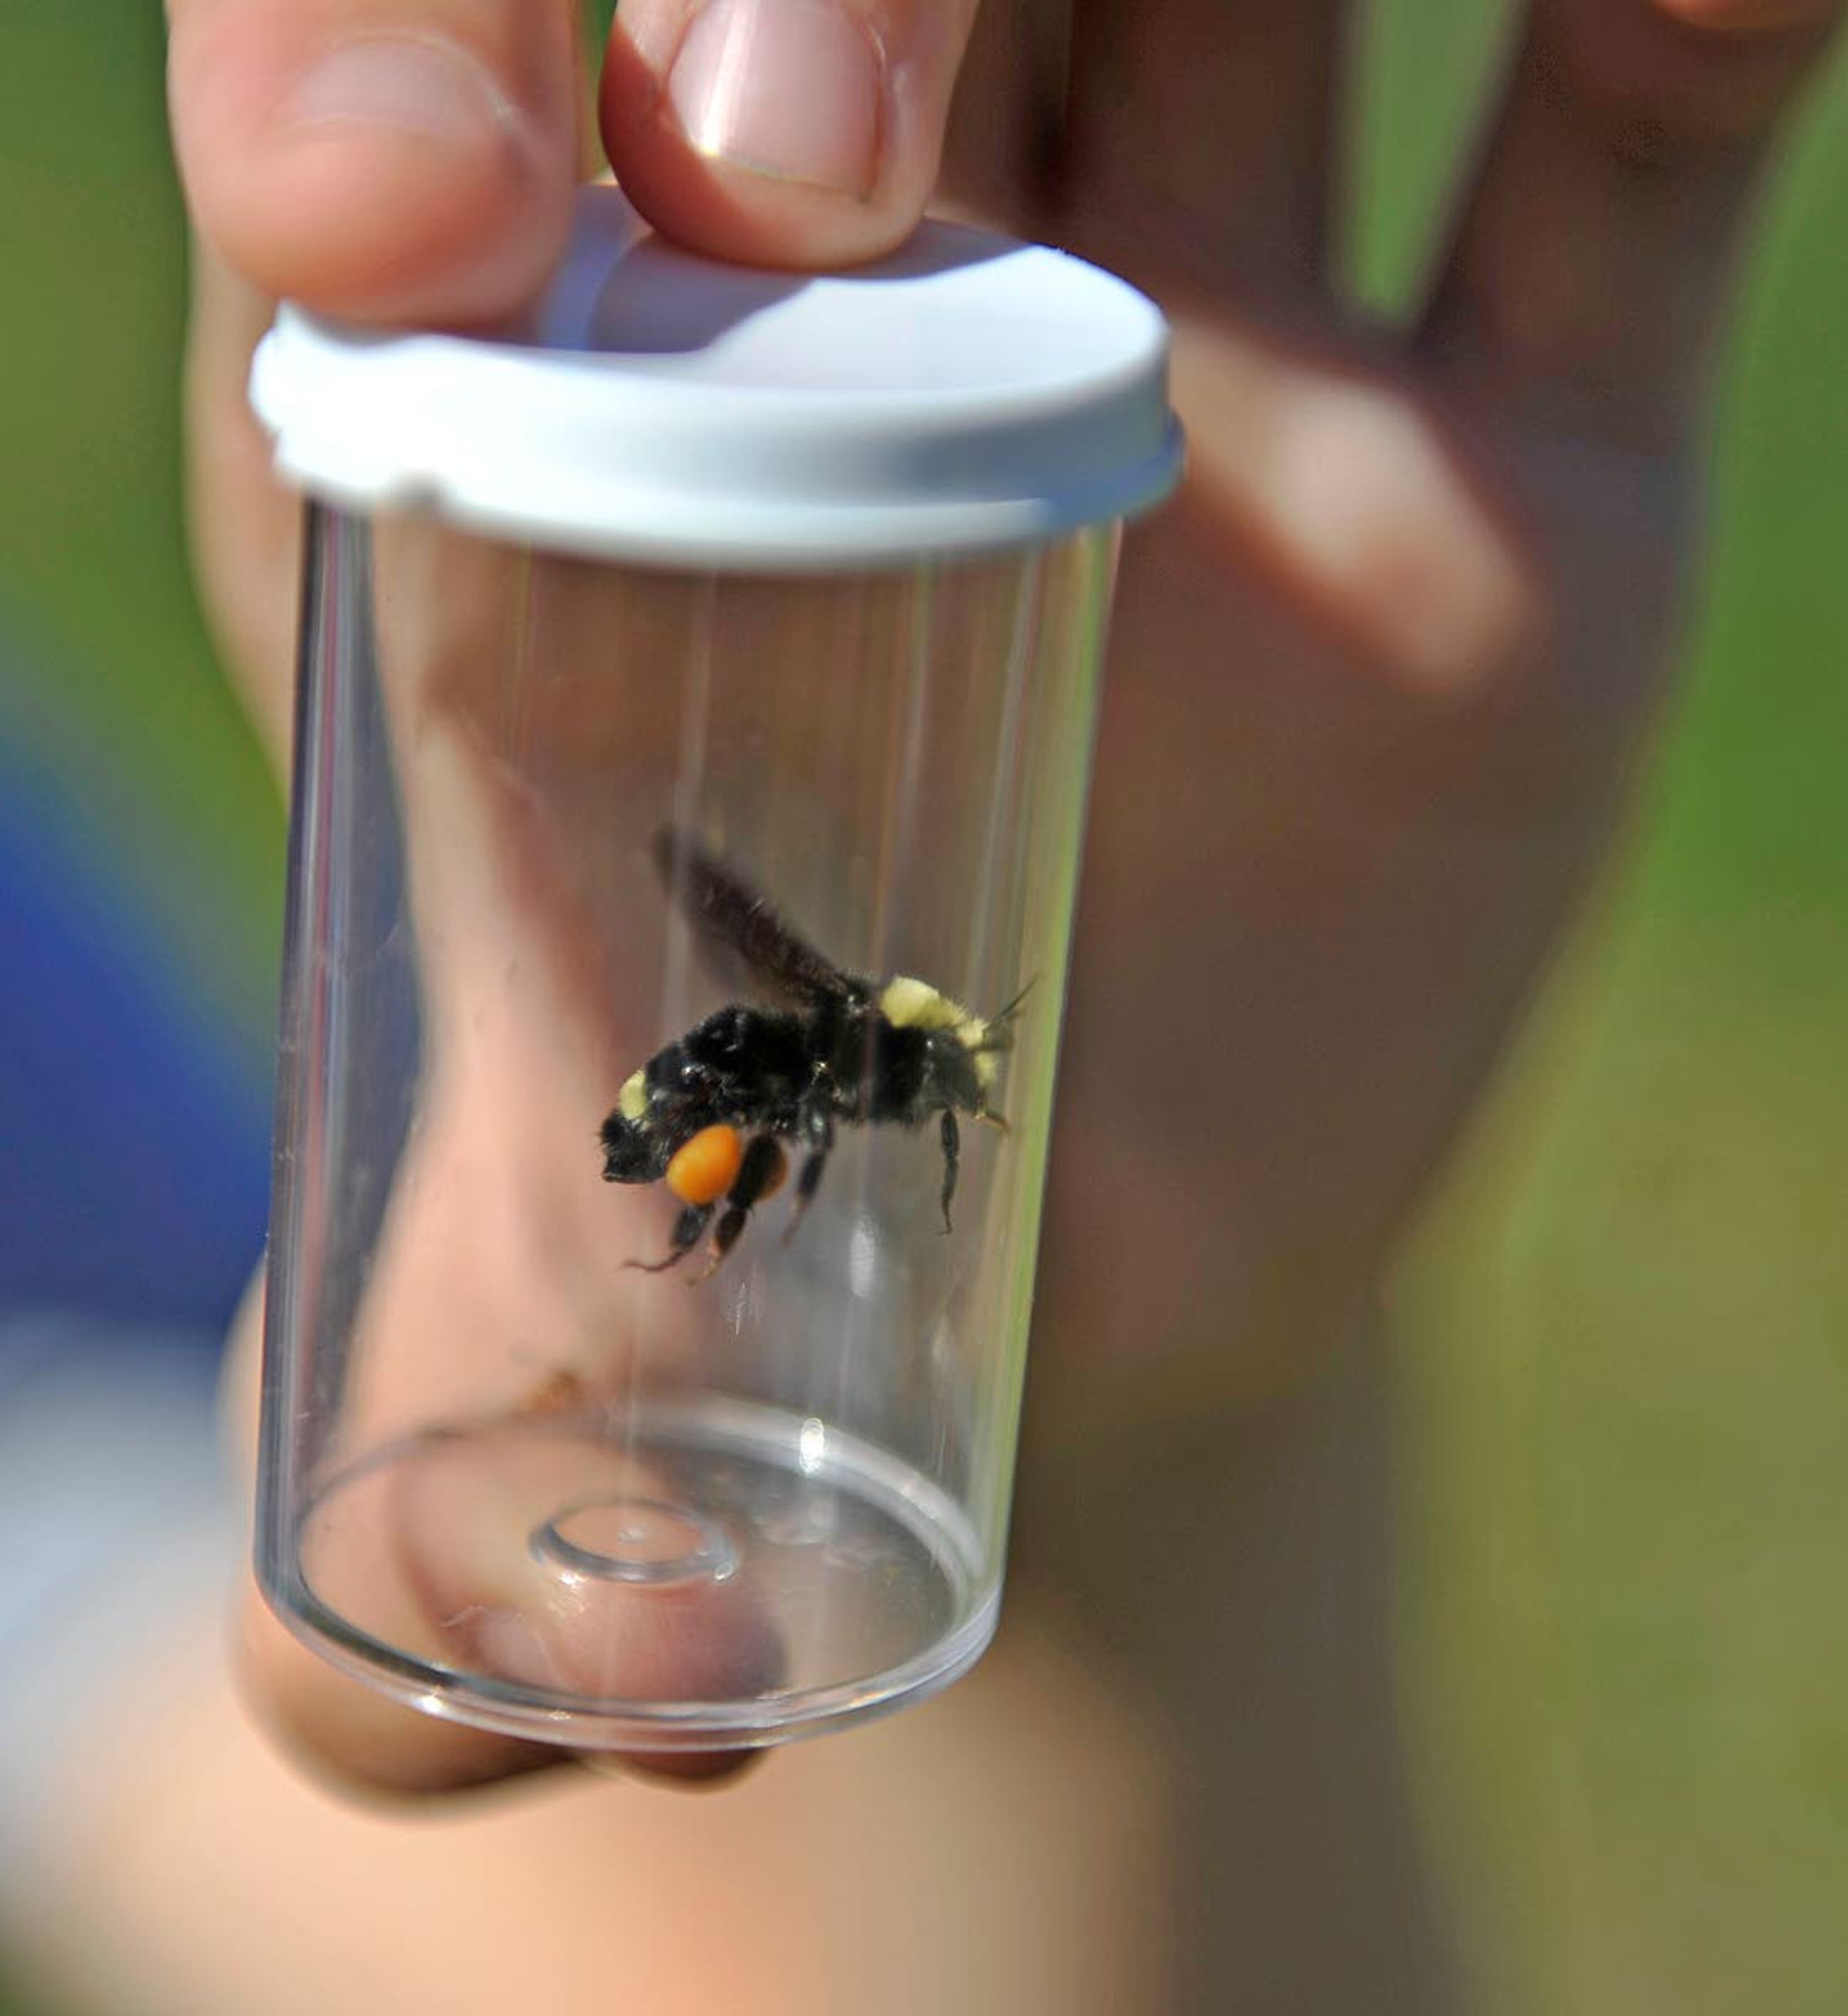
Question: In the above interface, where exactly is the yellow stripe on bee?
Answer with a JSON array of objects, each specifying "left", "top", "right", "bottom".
[
  {"left": 881, "top": 976, "right": 993, "bottom": 1091},
  {"left": 882, "top": 976, "right": 977, "bottom": 1036},
  {"left": 617, "top": 1069, "right": 647, "bottom": 1122}
]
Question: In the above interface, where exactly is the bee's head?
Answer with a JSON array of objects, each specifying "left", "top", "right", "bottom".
[{"left": 880, "top": 976, "right": 1026, "bottom": 1110}]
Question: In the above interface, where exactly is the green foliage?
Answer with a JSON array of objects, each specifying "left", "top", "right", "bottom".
[
  {"left": 0, "top": 0, "right": 283, "bottom": 1044},
  {"left": 1363, "top": 11, "right": 1848, "bottom": 2014}
]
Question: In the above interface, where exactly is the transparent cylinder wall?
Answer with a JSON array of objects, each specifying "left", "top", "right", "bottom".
[{"left": 258, "top": 505, "right": 1115, "bottom": 1749}]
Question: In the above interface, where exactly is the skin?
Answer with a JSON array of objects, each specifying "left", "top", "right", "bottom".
[{"left": 35, "top": 1, "right": 1826, "bottom": 2007}]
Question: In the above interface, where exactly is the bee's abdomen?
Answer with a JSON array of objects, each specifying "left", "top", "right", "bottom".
[
  {"left": 604, "top": 1005, "right": 832, "bottom": 1166},
  {"left": 642, "top": 1006, "right": 809, "bottom": 1106},
  {"left": 600, "top": 1111, "right": 671, "bottom": 1184},
  {"left": 685, "top": 1004, "right": 813, "bottom": 1079}
]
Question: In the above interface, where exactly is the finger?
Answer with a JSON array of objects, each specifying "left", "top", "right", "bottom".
[
  {"left": 167, "top": 0, "right": 581, "bottom": 322},
  {"left": 245, "top": 1437, "right": 782, "bottom": 1795},
  {"left": 183, "top": 245, "right": 299, "bottom": 765},
  {"left": 172, "top": 0, "right": 584, "bottom": 761},
  {"left": 941, "top": 0, "right": 1348, "bottom": 290},
  {"left": 598, "top": 0, "right": 981, "bottom": 266},
  {"left": 1424, "top": 0, "right": 1843, "bottom": 440},
  {"left": 226, "top": 1276, "right": 770, "bottom": 1796},
  {"left": 240, "top": 570, "right": 800, "bottom": 1795},
  {"left": 244, "top": 1599, "right": 767, "bottom": 1793}
]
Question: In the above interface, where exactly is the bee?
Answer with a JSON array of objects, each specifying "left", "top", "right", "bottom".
[{"left": 601, "top": 828, "right": 1025, "bottom": 1280}]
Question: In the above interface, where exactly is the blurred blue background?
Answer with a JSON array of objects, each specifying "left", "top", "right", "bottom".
[
  {"left": 0, "top": 7, "right": 278, "bottom": 1341},
  {"left": 2, "top": 1, "right": 1846, "bottom": 2012},
  {"left": 0, "top": 643, "right": 270, "bottom": 1328}
]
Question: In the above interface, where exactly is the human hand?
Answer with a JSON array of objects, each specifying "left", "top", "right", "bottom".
[{"left": 168, "top": 0, "right": 1841, "bottom": 1794}]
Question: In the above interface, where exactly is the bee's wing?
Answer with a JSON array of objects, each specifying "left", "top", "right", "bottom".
[{"left": 652, "top": 826, "right": 859, "bottom": 1006}]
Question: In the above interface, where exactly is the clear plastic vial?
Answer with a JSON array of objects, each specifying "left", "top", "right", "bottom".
[{"left": 252, "top": 190, "right": 1179, "bottom": 1753}]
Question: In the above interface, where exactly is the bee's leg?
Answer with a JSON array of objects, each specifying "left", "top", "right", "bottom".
[
  {"left": 689, "top": 1210, "right": 746, "bottom": 1284},
  {"left": 938, "top": 1109, "right": 960, "bottom": 1234},
  {"left": 624, "top": 1202, "right": 713, "bottom": 1273},
  {"left": 788, "top": 1149, "right": 829, "bottom": 1234},
  {"left": 689, "top": 1136, "right": 788, "bottom": 1283},
  {"left": 783, "top": 1106, "right": 834, "bottom": 1246}
]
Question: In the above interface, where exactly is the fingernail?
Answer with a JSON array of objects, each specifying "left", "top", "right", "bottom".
[
  {"left": 667, "top": 0, "right": 884, "bottom": 199},
  {"left": 273, "top": 33, "right": 524, "bottom": 151}
]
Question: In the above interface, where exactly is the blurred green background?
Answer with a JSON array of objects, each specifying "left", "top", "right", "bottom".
[
  {"left": 2, "top": 2, "right": 1845, "bottom": 2011},
  {"left": 1359, "top": 8, "right": 1848, "bottom": 2014}
]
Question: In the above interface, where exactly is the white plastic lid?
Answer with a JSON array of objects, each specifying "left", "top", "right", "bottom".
[{"left": 250, "top": 185, "right": 1181, "bottom": 571}]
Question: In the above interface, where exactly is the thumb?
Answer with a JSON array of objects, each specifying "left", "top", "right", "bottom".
[{"left": 600, "top": 0, "right": 983, "bottom": 266}]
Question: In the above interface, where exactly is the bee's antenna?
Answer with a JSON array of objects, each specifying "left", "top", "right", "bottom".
[
  {"left": 971, "top": 976, "right": 1037, "bottom": 1053},
  {"left": 984, "top": 976, "right": 1038, "bottom": 1037}
]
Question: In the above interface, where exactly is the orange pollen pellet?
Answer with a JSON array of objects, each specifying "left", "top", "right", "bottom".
[{"left": 666, "top": 1125, "right": 745, "bottom": 1207}]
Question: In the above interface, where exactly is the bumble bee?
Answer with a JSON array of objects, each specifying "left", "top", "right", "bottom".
[{"left": 601, "top": 828, "right": 1025, "bottom": 1280}]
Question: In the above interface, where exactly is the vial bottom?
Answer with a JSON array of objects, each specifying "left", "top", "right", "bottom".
[
  {"left": 275, "top": 1394, "right": 996, "bottom": 1752},
  {"left": 531, "top": 1497, "right": 738, "bottom": 1587}
]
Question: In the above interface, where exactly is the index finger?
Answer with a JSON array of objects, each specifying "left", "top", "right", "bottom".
[{"left": 166, "top": 0, "right": 584, "bottom": 325}]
